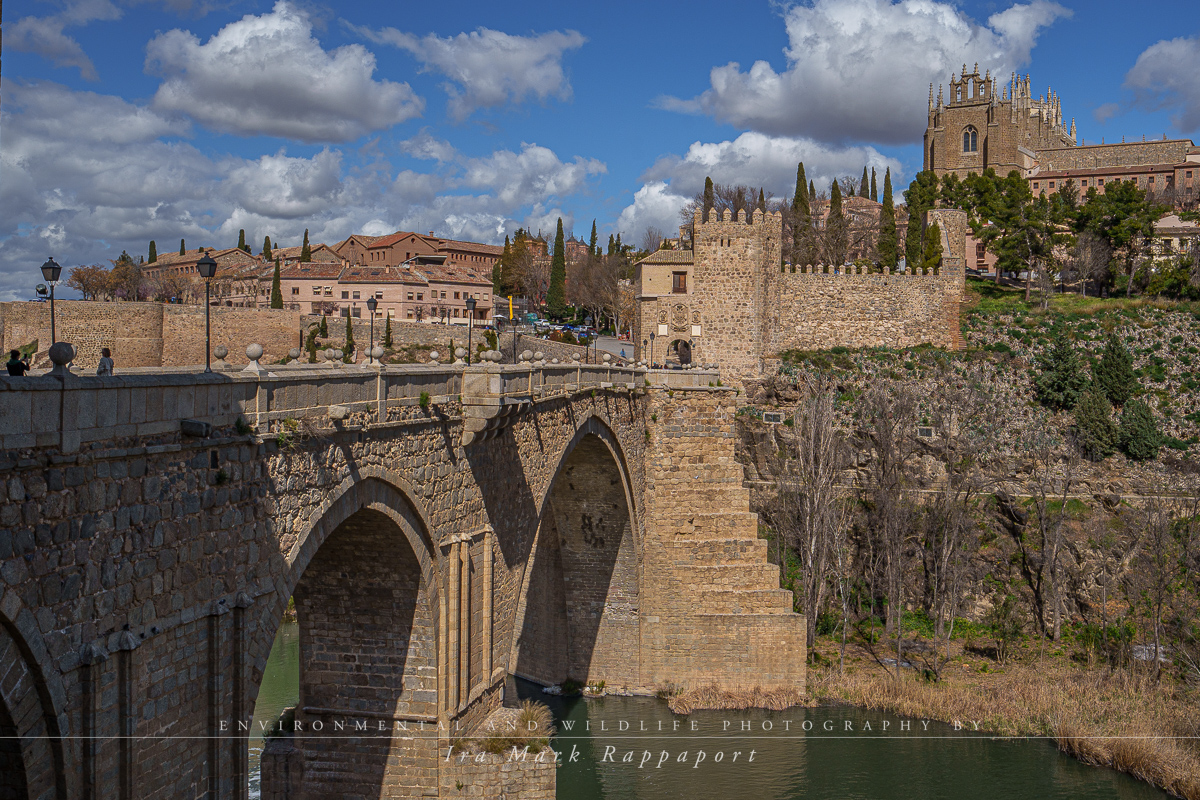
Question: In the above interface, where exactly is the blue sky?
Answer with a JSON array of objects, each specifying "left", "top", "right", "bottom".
[{"left": 2, "top": 0, "right": 1198, "bottom": 299}]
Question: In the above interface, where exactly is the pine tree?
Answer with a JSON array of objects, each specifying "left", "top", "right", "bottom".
[
  {"left": 547, "top": 218, "right": 567, "bottom": 319},
  {"left": 870, "top": 168, "right": 878, "bottom": 202},
  {"left": 860, "top": 167, "right": 870, "bottom": 198},
  {"left": 343, "top": 315, "right": 355, "bottom": 363},
  {"left": 878, "top": 168, "right": 898, "bottom": 270},
  {"left": 262, "top": 236, "right": 272, "bottom": 259},
  {"left": 1118, "top": 399, "right": 1160, "bottom": 461},
  {"left": 792, "top": 162, "right": 810, "bottom": 266},
  {"left": 148, "top": 241, "right": 157, "bottom": 263},
  {"left": 238, "top": 229, "right": 247, "bottom": 252},
  {"left": 922, "top": 220, "right": 943, "bottom": 273},
  {"left": 383, "top": 316, "right": 393, "bottom": 349},
  {"left": 1034, "top": 330, "right": 1089, "bottom": 411},
  {"left": 300, "top": 229, "right": 311, "bottom": 262},
  {"left": 1073, "top": 390, "right": 1118, "bottom": 461},
  {"left": 270, "top": 258, "right": 283, "bottom": 309},
  {"left": 589, "top": 220, "right": 598, "bottom": 257},
  {"left": 319, "top": 315, "right": 328, "bottom": 337},
  {"left": 703, "top": 177, "right": 715, "bottom": 222},
  {"left": 180, "top": 239, "right": 186, "bottom": 256},
  {"left": 1093, "top": 334, "right": 1138, "bottom": 407}
]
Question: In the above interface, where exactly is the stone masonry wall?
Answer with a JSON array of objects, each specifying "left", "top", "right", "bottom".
[{"left": 770, "top": 270, "right": 963, "bottom": 353}]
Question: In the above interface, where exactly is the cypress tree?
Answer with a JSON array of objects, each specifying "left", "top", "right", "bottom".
[
  {"left": 870, "top": 168, "right": 878, "bottom": 202},
  {"left": 300, "top": 229, "right": 311, "bottom": 262},
  {"left": 494, "top": 236, "right": 511, "bottom": 295},
  {"left": 1034, "top": 330, "right": 1089, "bottom": 411},
  {"left": 809, "top": 179, "right": 815, "bottom": 201},
  {"left": 319, "top": 315, "right": 327, "bottom": 337},
  {"left": 703, "top": 177, "right": 715, "bottom": 222},
  {"left": 238, "top": 229, "right": 247, "bottom": 252},
  {"left": 615, "top": 232, "right": 622, "bottom": 253},
  {"left": 383, "top": 316, "right": 393, "bottom": 349},
  {"left": 792, "top": 163, "right": 810, "bottom": 266},
  {"left": 1118, "top": 399, "right": 1160, "bottom": 461},
  {"left": 1073, "top": 390, "right": 1118, "bottom": 461},
  {"left": 270, "top": 258, "right": 283, "bottom": 309},
  {"left": 148, "top": 241, "right": 157, "bottom": 263},
  {"left": 828, "top": 181, "right": 847, "bottom": 266},
  {"left": 878, "top": 168, "right": 898, "bottom": 270},
  {"left": 860, "top": 167, "right": 870, "bottom": 198},
  {"left": 589, "top": 220, "right": 598, "bottom": 257},
  {"left": 343, "top": 315, "right": 355, "bottom": 363},
  {"left": 922, "top": 220, "right": 943, "bottom": 273},
  {"left": 180, "top": 239, "right": 186, "bottom": 255},
  {"left": 547, "top": 218, "right": 567, "bottom": 319},
  {"left": 1093, "top": 334, "right": 1138, "bottom": 407},
  {"left": 732, "top": 187, "right": 746, "bottom": 218},
  {"left": 904, "top": 170, "right": 939, "bottom": 269},
  {"left": 757, "top": 188, "right": 766, "bottom": 212},
  {"left": 262, "top": 236, "right": 272, "bottom": 259},
  {"left": 607, "top": 234, "right": 615, "bottom": 257}
]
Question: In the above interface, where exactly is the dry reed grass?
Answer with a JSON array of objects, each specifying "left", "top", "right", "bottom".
[
  {"left": 812, "top": 665, "right": 1200, "bottom": 799},
  {"left": 666, "top": 684, "right": 808, "bottom": 715}
]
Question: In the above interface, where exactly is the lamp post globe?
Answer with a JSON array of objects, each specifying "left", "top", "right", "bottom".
[
  {"left": 366, "top": 297, "right": 378, "bottom": 363},
  {"left": 196, "top": 251, "right": 218, "bottom": 373},
  {"left": 40, "top": 257, "right": 62, "bottom": 345},
  {"left": 465, "top": 297, "right": 478, "bottom": 365}
]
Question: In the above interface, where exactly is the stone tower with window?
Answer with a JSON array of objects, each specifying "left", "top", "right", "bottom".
[
  {"left": 634, "top": 206, "right": 781, "bottom": 379},
  {"left": 924, "top": 64, "right": 1076, "bottom": 179}
]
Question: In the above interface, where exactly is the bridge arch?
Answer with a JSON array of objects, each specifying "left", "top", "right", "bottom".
[
  {"left": 510, "top": 412, "right": 644, "bottom": 690},
  {"left": 0, "top": 595, "right": 69, "bottom": 800},
  {"left": 250, "top": 472, "right": 441, "bottom": 798}
]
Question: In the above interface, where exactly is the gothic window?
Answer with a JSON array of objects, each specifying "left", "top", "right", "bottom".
[{"left": 962, "top": 126, "right": 978, "bottom": 153}]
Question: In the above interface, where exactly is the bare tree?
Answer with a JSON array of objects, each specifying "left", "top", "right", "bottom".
[
  {"left": 857, "top": 381, "right": 920, "bottom": 677},
  {"left": 1069, "top": 232, "right": 1112, "bottom": 296},
  {"left": 769, "top": 375, "right": 849, "bottom": 661},
  {"left": 1128, "top": 498, "right": 1183, "bottom": 681},
  {"left": 641, "top": 227, "right": 664, "bottom": 254}
]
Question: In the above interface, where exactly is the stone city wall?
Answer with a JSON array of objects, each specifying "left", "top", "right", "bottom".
[
  {"left": 770, "top": 270, "right": 963, "bottom": 353},
  {"left": 0, "top": 301, "right": 301, "bottom": 370}
]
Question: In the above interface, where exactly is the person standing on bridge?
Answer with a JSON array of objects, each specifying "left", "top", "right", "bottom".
[
  {"left": 6, "top": 350, "right": 30, "bottom": 376},
  {"left": 97, "top": 347, "right": 114, "bottom": 376}
]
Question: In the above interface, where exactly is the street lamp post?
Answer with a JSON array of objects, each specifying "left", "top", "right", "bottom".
[
  {"left": 366, "top": 296, "right": 377, "bottom": 363},
  {"left": 197, "top": 252, "right": 218, "bottom": 373},
  {"left": 40, "top": 257, "right": 62, "bottom": 344},
  {"left": 465, "top": 297, "right": 477, "bottom": 365},
  {"left": 649, "top": 332, "right": 656, "bottom": 369}
]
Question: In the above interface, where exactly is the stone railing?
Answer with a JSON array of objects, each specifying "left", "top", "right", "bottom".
[{"left": 1, "top": 343, "right": 716, "bottom": 452}]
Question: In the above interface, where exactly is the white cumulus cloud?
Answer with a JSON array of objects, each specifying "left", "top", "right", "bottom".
[
  {"left": 355, "top": 25, "right": 585, "bottom": 121},
  {"left": 146, "top": 1, "right": 424, "bottom": 142},
  {"left": 616, "top": 131, "right": 900, "bottom": 240},
  {"left": 1125, "top": 35, "right": 1200, "bottom": 134},
  {"left": 660, "top": 0, "right": 1070, "bottom": 144}
]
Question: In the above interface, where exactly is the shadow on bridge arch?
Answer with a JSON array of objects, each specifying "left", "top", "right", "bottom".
[
  {"left": 0, "top": 602, "right": 69, "bottom": 800},
  {"left": 250, "top": 473, "right": 440, "bottom": 799},
  {"left": 509, "top": 413, "right": 643, "bottom": 690}
]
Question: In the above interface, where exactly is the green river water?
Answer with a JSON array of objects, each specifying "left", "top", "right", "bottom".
[{"left": 250, "top": 621, "right": 1167, "bottom": 799}]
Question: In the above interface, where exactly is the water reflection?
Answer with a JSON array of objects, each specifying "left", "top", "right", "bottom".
[
  {"left": 248, "top": 620, "right": 299, "bottom": 800},
  {"left": 247, "top": 632, "right": 1167, "bottom": 800},
  {"left": 518, "top": 681, "right": 1166, "bottom": 800}
]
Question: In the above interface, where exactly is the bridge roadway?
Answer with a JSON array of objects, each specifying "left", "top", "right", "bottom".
[{"left": 0, "top": 357, "right": 804, "bottom": 799}]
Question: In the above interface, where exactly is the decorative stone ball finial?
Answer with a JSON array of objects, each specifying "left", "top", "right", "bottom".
[
  {"left": 332, "top": 350, "right": 343, "bottom": 361},
  {"left": 246, "top": 343, "right": 264, "bottom": 362},
  {"left": 287, "top": 348, "right": 301, "bottom": 360},
  {"left": 551, "top": 357, "right": 560, "bottom": 364},
  {"left": 428, "top": 350, "right": 440, "bottom": 364},
  {"left": 324, "top": 348, "right": 336, "bottom": 361},
  {"left": 602, "top": 353, "right": 611, "bottom": 363},
  {"left": 520, "top": 350, "right": 533, "bottom": 362},
  {"left": 571, "top": 353, "right": 580, "bottom": 362},
  {"left": 534, "top": 352, "right": 544, "bottom": 362},
  {"left": 49, "top": 342, "right": 75, "bottom": 373},
  {"left": 214, "top": 345, "right": 229, "bottom": 360},
  {"left": 455, "top": 347, "right": 466, "bottom": 359},
  {"left": 371, "top": 345, "right": 384, "bottom": 360}
]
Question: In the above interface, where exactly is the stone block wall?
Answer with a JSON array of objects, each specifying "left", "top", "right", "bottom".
[
  {"left": 440, "top": 751, "right": 556, "bottom": 799},
  {"left": 769, "top": 270, "right": 963, "bottom": 353}
]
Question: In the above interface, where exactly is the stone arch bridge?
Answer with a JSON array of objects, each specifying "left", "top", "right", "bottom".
[{"left": 0, "top": 360, "right": 804, "bottom": 798}]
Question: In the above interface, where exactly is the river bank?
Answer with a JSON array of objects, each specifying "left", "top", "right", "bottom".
[{"left": 806, "top": 638, "right": 1200, "bottom": 800}]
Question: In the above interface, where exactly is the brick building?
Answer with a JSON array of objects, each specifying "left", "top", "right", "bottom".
[{"left": 925, "top": 64, "right": 1199, "bottom": 209}]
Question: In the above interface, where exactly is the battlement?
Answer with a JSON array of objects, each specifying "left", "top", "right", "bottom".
[{"left": 692, "top": 206, "right": 783, "bottom": 232}]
